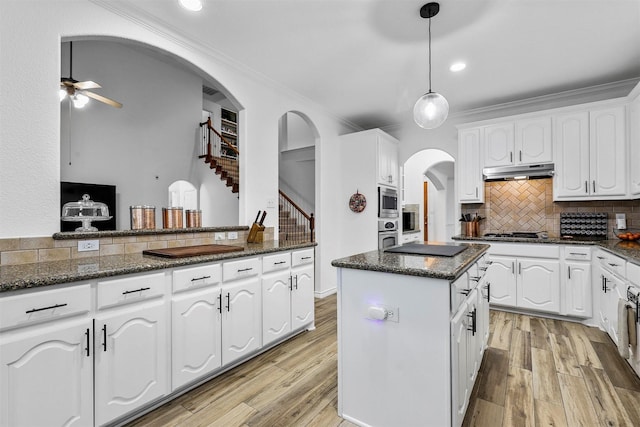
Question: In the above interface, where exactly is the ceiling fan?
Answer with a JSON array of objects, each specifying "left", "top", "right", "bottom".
[{"left": 60, "top": 41, "right": 122, "bottom": 109}]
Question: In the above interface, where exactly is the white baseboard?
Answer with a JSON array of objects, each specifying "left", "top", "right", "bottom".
[{"left": 314, "top": 287, "right": 336, "bottom": 298}]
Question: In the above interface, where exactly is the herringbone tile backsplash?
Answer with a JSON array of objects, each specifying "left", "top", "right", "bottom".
[{"left": 461, "top": 178, "right": 640, "bottom": 238}]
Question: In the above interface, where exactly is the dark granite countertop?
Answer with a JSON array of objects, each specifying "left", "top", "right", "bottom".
[
  {"left": 452, "top": 235, "right": 640, "bottom": 266},
  {"left": 0, "top": 241, "right": 316, "bottom": 293},
  {"left": 52, "top": 225, "right": 249, "bottom": 240},
  {"left": 331, "top": 243, "right": 490, "bottom": 281}
]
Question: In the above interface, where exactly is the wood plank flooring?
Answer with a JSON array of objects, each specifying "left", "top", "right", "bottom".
[{"left": 128, "top": 296, "right": 640, "bottom": 427}]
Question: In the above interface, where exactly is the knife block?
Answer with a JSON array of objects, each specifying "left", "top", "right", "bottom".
[{"left": 247, "top": 223, "right": 265, "bottom": 243}]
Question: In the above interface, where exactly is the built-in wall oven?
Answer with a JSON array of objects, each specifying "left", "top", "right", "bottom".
[
  {"left": 378, "top": 220, "right": 398, "bottom": 250},
  {"left": 378, "top": 187, "right": 398, "bottom": 218}
]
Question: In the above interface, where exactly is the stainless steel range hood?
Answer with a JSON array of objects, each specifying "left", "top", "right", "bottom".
[{"left": 482, "top": 163, "right": 555, "bottom": 181}]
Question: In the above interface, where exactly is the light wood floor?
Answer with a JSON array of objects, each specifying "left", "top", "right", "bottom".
[{"left": 128, "top": 295, "right": 640, "bottom": 427}]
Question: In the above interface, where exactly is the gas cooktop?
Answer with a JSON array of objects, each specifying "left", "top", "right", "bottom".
[{"left": 483, "top": 232, "right": 544, "bottom": 239}]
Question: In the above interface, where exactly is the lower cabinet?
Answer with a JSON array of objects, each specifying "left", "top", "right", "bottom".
[
  {"left": 221, "top": 277, "right": 262, "bottom": 365},
  {"left": 94, "top": 299, "right": 168, "bottom": 426},
  {"left": 601, "top": 270, "right": 626, "bottom": 346},
  {"left": 0, "top": 317, "right": 93, "bottom": 427},
  {"left": 564, "top": 260, "right": 592, "bottom": 318}
]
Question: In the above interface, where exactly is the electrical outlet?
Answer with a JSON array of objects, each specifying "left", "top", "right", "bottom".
[
  {"left": 78, "top": 240, "right": 100, "bottom": 252},
  {"left": 228, "top": 231, "right": 238, "bottom": 240},
  {"left": 215, "top": 232, "right": 225, "bottom": 241}
]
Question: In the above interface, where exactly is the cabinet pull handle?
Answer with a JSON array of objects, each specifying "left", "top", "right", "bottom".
[
  {"left": 274, "top": 261, "right": 286, "bottom": 265},
  {"left": 122, "top": 287, "right": 150, "bottom": 295},
  {"left": 237, "top": 267, "right": 253, "bottom": 272},
  {"left": 609, "top": 263, "right": 619, "bottom": 267},
  {"left": 512, "top": 262, "right": 515, "bottom": 274},
  {"left": 568, "top": 266, "right": 571, "bottom": 279},
  {"left": 597, "top": 256, "right": 605, "bottom": 260},
  {"left": 593, "top": 180, "right": 596, "bottom": 193},
  {"left": 218, "top": 293, "right": 222, "bottom": 314},
  {"left": 569, "top": 252, "right": 585, "bottom": 256},
  {"left": 226, "top": 293, "right": 231, "bottom": 312},
  {"left": 476, "top": 187, "right": 478, "bottom": 198},
  {"left": 191, "top": 275, "right": 211, "bottom": 282},
  {"left": 294, "top": 275, "right": 299, "bottom": 290},
  {"left": 289, "top": 276, "right": 293, "bottom": 291},
  {"left": 470, "top": 276, "right": 481, "bottom": 282},
  {"left": 485, "top": 260, "right": 493, "bottom": 265},
  {"left": 85, "top": 328, "right": 91, "bottom": 357},
  {"left": 467, "top": 309, "right": 477, "bottom": 335},
  {"left": 459, "top": 289, "right": 471, "bottom": 296},
  {"left": 519, "top": 151, "right": 522, "bottom": 162},
  {"left": 485, "top": 283, "right": 491, "bottom": 302},
  {"left": 301, "top": 256, "right": 312, "bottom": 260},
  {"left": 25, "top": 303, "right": 68, "bottom": 314},
  {"left": 102, "top": 324, "right": 107, "bottom": 352},
  {"left": 519, "top": 263, "right": 522, "bottom": 275},
  {"left": 585, "top": 181, "right": 588, "bottom": 193},
  {"left": 510, "top": 152, "right": 513, "bottom": 163},
  {"left": 479, "top": 266, "right": 488, "bottom": 271}
]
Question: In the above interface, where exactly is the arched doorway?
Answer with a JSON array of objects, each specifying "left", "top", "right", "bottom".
[{"left": 403, "top": 149, "right": 455, "bottom": 242}]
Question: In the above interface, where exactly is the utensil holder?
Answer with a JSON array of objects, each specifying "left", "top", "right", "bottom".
[
  {"left": 247, "top": 224, "right": 265, "bottom": 243},
  {"left": 463, "top": 222, "right": 478, "bottom": 237}
]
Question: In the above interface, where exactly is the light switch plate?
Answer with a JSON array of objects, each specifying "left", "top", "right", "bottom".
[
  {"left": 228, "top": 231, "right": 238, "bottom": 240},
  {"left": 215, "top": 232, "right": 225, "bottom": 241},
  {"left": 78, "top": 240, "right": 100, "bottom": 252}
]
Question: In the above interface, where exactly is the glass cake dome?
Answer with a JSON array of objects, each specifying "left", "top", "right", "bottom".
[{"left": 61, "top": 194, "right": 112, "bottom": 232}]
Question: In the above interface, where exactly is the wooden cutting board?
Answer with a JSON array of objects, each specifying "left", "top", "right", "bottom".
[{"left": 143, "top": 244, "right": 245, "bottom": 258}]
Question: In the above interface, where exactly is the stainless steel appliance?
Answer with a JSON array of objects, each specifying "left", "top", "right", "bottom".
[
  {"left": 482, "top": 163, "right": 554, "bottom": 181},
  {"left": 402, "top": 211, "right": 417, "bottom": 232},
  {"left": 378, "top": 219, "right": 398, "bottom": 250},
  {"left": 378, "top": 187, "right": 398, "bottom": 218}
]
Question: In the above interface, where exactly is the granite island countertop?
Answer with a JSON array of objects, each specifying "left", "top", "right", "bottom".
[
  {"left": 331, "top": 242, "right": 490, "bottom": 281},
  {"left": 452, "top": 235, "right": 640, "bottom": 265},
  {"left": 0, "top": 240, "right": 316, "bottom": 293}
]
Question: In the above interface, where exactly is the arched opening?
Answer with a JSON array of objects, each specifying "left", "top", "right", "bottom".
[
  {"left": 403, "top": 149, "right": 455, "bottom": 242},
  {"left": 59, "top": 37, "right": 242, "bottom": 230},
  {"left": 277, "top": 111, "right": 318, "bottom": 242}
]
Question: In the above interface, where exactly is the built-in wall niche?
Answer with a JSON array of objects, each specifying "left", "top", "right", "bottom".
[{"left": 59, "top": 38, "right": 240, "bottom": 231}]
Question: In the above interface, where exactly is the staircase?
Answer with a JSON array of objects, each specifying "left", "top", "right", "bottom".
[
  {"left": 199, "top": 117, "right": 239, "bottom": 194},
  {"left": 278, "top": 190, "right": 314, "bottom": 243}
]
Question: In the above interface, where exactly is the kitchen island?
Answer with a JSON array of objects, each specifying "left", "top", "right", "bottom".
[{"left": 331, "top": 242, "right": 490, "bottom": 427}]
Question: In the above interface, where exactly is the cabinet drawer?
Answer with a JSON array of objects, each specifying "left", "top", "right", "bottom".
[
  {"left": 595, "top": 250, "right": 626, "bottom": 277},
  {"left": 223, "top": 257, "right": 261, "bottom": 282},
  {"left": 262, "top": 252, "right": 291, "bottom": 273},
  {"left": 97, "top": 272, "right": 166, "bottom": 309},
  {"left": 451, "top": 274, "right": 470, "bottom": 313},
  {"left": 292, "top": 249, "right": 314, "bottom": 267},
  {"left": 489, "top": 243, "right": 560, "bottom": 258},
  {"left": 0, "top": 284, "right": 91, "bottom": 331},
  {"left": 172, "top": 263, "right": 221, "bottom": 293},
  {"left": 563, "top": 246, "right": 591, "bottom": 261}
]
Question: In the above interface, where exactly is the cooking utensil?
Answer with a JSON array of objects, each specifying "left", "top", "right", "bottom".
[
  {"left": 258, "top": 211, "right": 267, "bottom": 226},
  {"left": 247, "top": 210, "right": 266, "bottom": 243}
]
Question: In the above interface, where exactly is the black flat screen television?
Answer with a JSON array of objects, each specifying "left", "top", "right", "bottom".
[{"left": 60, "top": 181, "right": 117, "bottom": 232}]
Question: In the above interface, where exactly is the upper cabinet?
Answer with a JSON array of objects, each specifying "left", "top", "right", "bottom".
[
  {"left": 483, "top": 117, "right": 552, "bottom": 168},
  {"left": 630, "top": 93, "right": 640, "bottom": 196},
  {"left": 377, "top": 134, "right": 399, "bottom": 187},
  {"left": 554, "top": 106, "right": 626, "bottom": 200},
  {"left": 457, "top": 128, "right": 484, "bottom": 203}
]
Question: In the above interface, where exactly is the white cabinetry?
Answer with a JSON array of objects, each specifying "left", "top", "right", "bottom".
[
  {"left": 562, "top": 247, "right": 592, "bottom": 318},
  {"left": 483, "top": 118, "right": 552, "bottom": 167},
  {"left": 487, "top": 244, "right": 560, "bottom": 314},
  {"left": 451, "top": 299, "right": 469, "bottom": 427},
  {"left": 593, "top": 249, "right": 627, "bottom": 345},
  {"left": 94, "top": 272, "right": 168, "bottom": 426},
  {"left": 457, "top": 128, "right": 484, "bottom": 203},
  {"left": 291, "top": 249, "right": 315, "bottom": 330},
  {"left": 377, "top": 135, "right": 399, "bottom": 187},
  {"left": 0, "top": 317, "right": 93, "bottom": 427},
  {"left": 630, "top": 92, "right": 640, "bottom": 196},
  {"left": 221, "top": 257, "right": 262, "bottom": 365},
  {"left": 554, "top": 106, "right": 627, "bottom": 200}
]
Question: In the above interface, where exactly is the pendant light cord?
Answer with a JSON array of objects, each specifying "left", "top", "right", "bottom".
[{"left": 428, "top": 16, "right": 432, "bottom": 93}]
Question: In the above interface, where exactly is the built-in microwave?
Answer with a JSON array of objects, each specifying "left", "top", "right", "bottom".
[{"left": 378, "top": 187, "right": 398, "bottom": 218}]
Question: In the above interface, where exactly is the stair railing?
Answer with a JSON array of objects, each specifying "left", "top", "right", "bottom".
[
  {"left": 199, "top": 117, "right": 240, "bottom": 161},
  {"left": 198, "top": 117, "right": 240, "bottom": 193},
  {"left": 279, "top": 190, "right": 315, "bottom": 243}
]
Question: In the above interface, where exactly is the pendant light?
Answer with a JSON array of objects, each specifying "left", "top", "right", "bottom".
[{"left": 413, "top": 2, "right": 449, "bottom": 129}]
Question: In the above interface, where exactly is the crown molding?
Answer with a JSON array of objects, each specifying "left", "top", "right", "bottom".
[{"left": 89, "top": 0, "right": 362, "bottom": 131}]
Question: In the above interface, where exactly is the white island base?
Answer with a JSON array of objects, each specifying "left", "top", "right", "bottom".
[{"left": 336, "top": 256, "right": 489, "bottom": 427}]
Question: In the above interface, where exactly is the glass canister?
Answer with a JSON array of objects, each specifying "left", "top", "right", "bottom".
[
  {"left": 185, "top": 210, "right": 202, "bottom": 228},
  {"left": 162, "top": 207, "right": 183, "bottom": 229}
]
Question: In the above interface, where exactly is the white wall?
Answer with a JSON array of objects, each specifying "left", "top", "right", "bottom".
[
  {"left": 279, "top": 112, "right": 315, "bottom": 214},
  {"left": 0, "top": 0, "right": 356, "bottom": 298}
]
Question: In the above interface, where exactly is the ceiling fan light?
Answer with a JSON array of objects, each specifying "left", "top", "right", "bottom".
[
  {"left": 179, "top": 0, "right": 202, "bottom": 11},
  {"left": 413, "top": 91, "right": 449, "bottom": 129},
  {"left": 72, "top": 93, "right": 89, "bottom": 108}
]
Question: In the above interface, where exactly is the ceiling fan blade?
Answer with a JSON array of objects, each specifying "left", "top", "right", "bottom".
[
  {"left": 74, "top": 80, "right": 101, "bottom": 90},
  {"left": 84, "top": 91, "right": 122, "bottom": 108}
]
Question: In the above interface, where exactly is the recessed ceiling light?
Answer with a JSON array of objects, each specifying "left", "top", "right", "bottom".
[
  {"left": 449, "top": 62, "right": 466, "bottom": 72},
  {"left": 179, "top": 0, "right": 203, "bottom": 12}
]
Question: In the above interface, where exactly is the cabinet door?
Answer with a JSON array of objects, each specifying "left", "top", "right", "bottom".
[
  {"left": 0, "top": 319, "right": 93, "bottom": 427},
  {"left": 222, "top": 278, "right": 261, "bottom": 365},
  {"left": 592, "top": 261, "right": 608, "bottom": 332},
  {"left": 94, "top": 300, "right": 168, "bottom": 426},
  {"left": 553, "top": 112, "right": 590, "bottom": 198},
  {"left": 291, "top": 264, "right": 315, "bottom": 330},
  {"left": 450, "top": 302, "right": 469, "bottom": 427},
  {"left": 483, "top": 123, "right": 515, "bottom": 167},
  {"left": 564, "top": 261, "right": 592, "bottom": 318},
  {"left": 457, "top": 128, "right": 484, "bottom": 203},
  {"left": 262, "top": 270, "right": 292, "bottom": 346},
  {"left": 486, "top": 255, "right": 517, "bottom": 307},
  {"left": 477, "top": 281, "right": 490, "bottom": 354},
  {"left": 590, "top": 106, "right": 627, "bottom": 196},
  {"left": 517, "top": 258, "right": 560, "bottom": 314},
  {"left": 630, "top": 95, "right": 640, "bottom": 196},
  {"left": 603, "top": 272, "right": 626, "bottom": 345},
  {"left": 465, "top": 289, "right": 479, "bottom": 386},
  {"left": 515, "top": 117, "right": 552, "bottom": 165},
  {"left": 377, "top": 136, "right": 398, "bottom": 187},
  {"left": 171, "top": 287, "right": 222, "bottom": 390}
]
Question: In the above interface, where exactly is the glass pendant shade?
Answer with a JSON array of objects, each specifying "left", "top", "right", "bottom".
[
  {"left": 72, "top": 93, "right": 89, "bottom": 108},
  {"left": 413, "top": 91, "right": 449, "bottom": 129}
]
